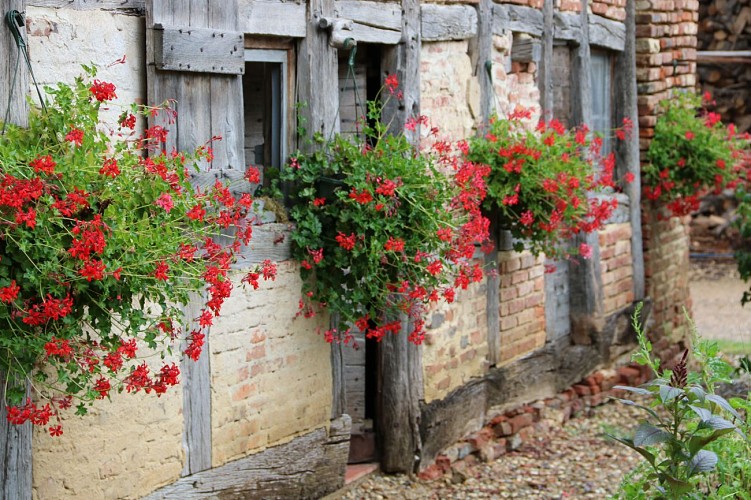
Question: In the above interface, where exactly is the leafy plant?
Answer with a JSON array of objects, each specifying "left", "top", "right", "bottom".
[
  {"left": 282, "top": 76, "right": 490, "bottom": 344},
  {"left": 0, "top": 65, "right": 275, "bottom": 434},
  {"left": 464, "top": 110, "right": 629, "bottom": 259},
  {"left": 609, "top": 304, "right": 750, "bottom": 498},
  {"left": 644, "top": 91, "right": 749, "bottom": 217}
]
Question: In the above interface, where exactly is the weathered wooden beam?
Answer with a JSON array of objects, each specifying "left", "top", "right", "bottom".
[
  {"left": 335, "top": 0, "right": 401, "bottom": 31},
  {"left": 28, "top": 0, "right": 144, "bottom": 10},
  {"left": 181, "top": 296, "right": 212, "bottom": 476},
  {"left": 421, "top": 4, "right": 477, "bottom": 41},
  {"left": 329, "top": 313, "right": 346, "bottom": 419},
  {"left": 297, "top": 0, "right": 340, "bottom": 146},
  {"left": 493, "top": 4, "right": 543, "bottom": 37},
  {"left": 553, "top": 11, "right": 581, "bottom": 42},
  {"left": 568, "top": 0, "right": 605, "bottom": 345},
  {"left": 589, "top": 14, "right": 625, "bottom": 51},
  {"left": 539, "top": 0, "right": 553, "bottom": 120},
  {"left": 0, "top": 2, "right": 32, "bottom": 498},
  {"left": 145, "top": 416, "right": 352, "bottom": 499},
  {"left": 232, "top": 223, "right": 293, "bottom": 266},
  {"left": 615, "top": 0, "right": 644, "bottom": 300},
  {"left": 347, "top": 22, "right": 401, "bottom": 45},
  {"left": 697, "top": 50, "right": 751, "bottom": 64},
  {"left": 238, "top": 0, "right": 306, "bottom": 38},
  {"left": 152, "top": 25, "right": 244, "bottom": 75},
  {"left": 511, "top": 36, "right": 541, "bottom": 63}
]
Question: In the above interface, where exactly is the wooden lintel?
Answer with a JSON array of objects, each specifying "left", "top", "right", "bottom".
[
  {"left": 493, "top": 4, "right": 544, "bottom": 37},
  {"left": 232, "top": 223, "right": 294, "bottom": 266},
  {"left": 349, "top": 22, "right": 402, "bottom": 45},
  {"left": 553, "top": 11, "right": 581, "bottom": 42},
  {"left": 588, "top": 13, "right": 625, "bottom": 51},
  {"left": 239, "top": 0, "right": 307, "bottom": 38},
  {"left": 28, "top": 0, "right": 144, "bottom": 10},
  {"left": 152, "top": 25, "right": 244, "bottom": 75},
  {"left": 335, "top": 0, "right": 402, "bottom": 31},
  {"left": 421, "top": 4, "right": 478, "bottom": 41}
]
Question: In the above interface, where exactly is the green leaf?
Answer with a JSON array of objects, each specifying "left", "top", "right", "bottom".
[
  {"left": 687, "top": 449, "right": 718, "bottom": 476},
  {"left": 606, "top": 434, "right": 656, "bottom": 467},
  {"left": 659, "top": 384, "right": 683, "bottom": 403},
  {"left": 697, "top": 415, "right": 735, "bottom": 431},
  {"left": 613, "top": 385, "right": 652, "bottom": 396},
  {"left": 633, "top": 422, "right": 673, "bottom": 447},
  {"left": 705, "top": 393, "right": 742, "bottom": 420}
]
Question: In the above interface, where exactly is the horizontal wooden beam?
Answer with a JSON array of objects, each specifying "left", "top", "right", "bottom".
[
  {"left": 421, "top": 4, "right": 478, "bottom": 41},
  {"left": 493, "top": 4, "right": 544, "bottom": 37},
  {"left": 553, "top": 11, "right": 581, "bottom": 42},
  {"left": 28, "top": 0, "right": 144, "bottom": 10},
  {"left": 233, "top": 223, "right": 293, "bottom": 266},
  {"left": 697, "top": 50, "right": 751, "bottom": 64},
  {"left": 588, "top": 14, "right": 625, "bottom": 51},
  {"left": 335, "top": 0, "right": 402, "bottom": 31},
  {"left": 152, "top": 25, "right": 244, "bottom": 74},
  {"left": 348, "top": 22, "right": 402, "bottom": 44},
  {"left": 238, "top": 0, "right": 307, "bottom": 38}
]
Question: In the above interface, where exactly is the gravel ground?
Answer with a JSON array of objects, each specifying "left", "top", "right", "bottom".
[{"left": 341, "top": 401, "right": 644, "bottom": 499}]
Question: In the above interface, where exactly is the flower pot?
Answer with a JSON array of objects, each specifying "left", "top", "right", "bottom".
[{"left": 315, "top": 176, "right": 346, "bottom": 199}]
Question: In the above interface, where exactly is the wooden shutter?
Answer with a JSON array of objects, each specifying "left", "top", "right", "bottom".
[
  {"left": 146, "top": 0, "right": 245, "bottom": 192},
  {"left": 145, "top": 0, "right": 245, "bottom": 476}
]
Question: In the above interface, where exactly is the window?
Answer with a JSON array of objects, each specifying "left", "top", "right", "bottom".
[
  {"left": 243, "top": 49, "right": 289, "bottom": 182},
  {"left": 590, "top": 50, "right": 613, "bottom": 154}
]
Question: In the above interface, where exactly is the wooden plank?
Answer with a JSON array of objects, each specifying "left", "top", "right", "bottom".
[
  {"left": 0, "top": 3, "right": 32, "bottom": 498},
  {"left": 335, "top": 0, "right": 402, "bottom": 31},
  {"left": 145, "top": 417, "right": 352, "bottom": 499},
  {"left": 421, "top": 4, "right": 477, "bottom": 41},
  {"left": 297, "top": 0, "right": 339, "bottom": 148},
  {"left": 231, "top": 223, "right": 293, "bottom": 266},
  {"left": 181, "top": 295, "right": 212, "bottom": 476},
  {"left": 511, "top": 36, "right": 541, "bottom": 63},
  {"left": 153, "top": 25, "right": 244, "bottom": 74},
  {"left": 468, "top": 0, "right": 492, "bottom": 119},
  {"left": 485, "top": 250, "right": 500, "bottom": 366},
  {"left": 329, "top": 313, "right": 347, "bottom": 418},
  {"left": 588, "top": 14, "right": 625, "bottom": 51},
  {"left": 539, "top": 0, "right": 553, "bottom": 120},
  {"left": 349, "top": 22, "right": 401, "bottom": 45},
  {"left": 239, "top": 0, "right": 306, "bottom": 38},
  {"left": 29, "top": 0, "right": 145, "bottom": 10},
  {"left": 553, "top": 11, "right": 581, "bottom": 42},
  {"left": 614, "top": 0, "right": 644, "bottom": 300},
  {"left": 492, "top": 4, "right": 543, "bottom": 37}
]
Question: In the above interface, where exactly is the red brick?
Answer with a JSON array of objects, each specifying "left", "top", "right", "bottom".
[
  {"left": 618, "top": 366, "right": 641, "bottom": 385},
  {"left": 573, "top": 384, "right": 592, "bottom": 397},
  {"left": 467, "top": 428, "right": 494, "bottom": 451},
  {"left": 418, "top": 464, "right": 445, "bottom": 481},
  {"left": 508, "top": 413, "right": 535, "bottom": 434}
]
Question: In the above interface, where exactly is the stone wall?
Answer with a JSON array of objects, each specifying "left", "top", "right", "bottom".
[{"left": 491, "top": 33, "right": 542, "bottom": 123}]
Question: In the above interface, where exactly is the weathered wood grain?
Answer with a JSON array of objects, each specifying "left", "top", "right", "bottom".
[
  {"left": 330, "top": 313, "right": 347, "bottom": 419},
  {"left": 348, "top": 23, "right": 401, "bottom": 44},
  {"left": 239, "top": 0, "right": 306, "bottom": 38},
  {"left": 468, "top": 0, "right": 493, "bottom": 119},
  {"left": 615, "top": 0, "right": 644, "bottom": 300},
  {"left": 421, "top": 4, "right": 477, "bottom": 41},
  {"left": 232, "top": 223, "right": 293, "bottom": 266},
  {"left": 697, "top": 50, "right": 751, "bottom": 64},
  {"left": 511, "top": 36, "right": 541, "bottom": 63},
  {"left": 29, "top": 0, "right": 144, "bottom": 11},
  {"left": 589, "top": 14, "right": 625, "bottom": 51},
  {"left": 493, "top": 4, "right": 543, "bottom": 37},
  {"left": 539, "top": 0, "right": 553, "bottom": 120},
  {"left": 553, "top": 11, "right": 581, "bottom": 42},
  {"left": 153, "top": 25, "right": 244, "bottom": 74},
  {"left": 335, "top": 0, "right": 401, "bottom": 30},
  {"left": 145, "top": 417, "right": 352, "bottom": 499},
  {"left": 0, "top": 3, "right": 32, "bottom": 498}
]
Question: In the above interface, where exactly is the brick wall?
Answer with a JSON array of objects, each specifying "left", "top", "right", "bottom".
[
  {"left": 599, "top": 223, "right": 635, "bottom": 315},
  {"left": 499, "top": 251, "right": 546, "bottom": 364},
  {"left": 423, "top": 277, "right": 490, "bottom": 403},
  {"left": 591, "top": 0, "right": 627, "bottom": 21},
  {"left": 210, "top": 261, "right": 332, "bottom": 466},
  {"left": 636, "top": 0, "right": 698, "bottom": 349},
  {"left": 420, "top": 41, "right": 476, "bottom": 142},
  {"left": 491, "top": 33, "right": 542, "bottom": 122}
]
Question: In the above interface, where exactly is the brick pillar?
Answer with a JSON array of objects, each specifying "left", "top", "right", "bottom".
[{"left": 635, "top": 0, "right": 698, "bottom": 356}]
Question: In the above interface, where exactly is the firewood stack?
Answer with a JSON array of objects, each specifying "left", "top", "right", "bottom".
[{"left": 698, "top": 0, "right": 751, "bottom": 132}]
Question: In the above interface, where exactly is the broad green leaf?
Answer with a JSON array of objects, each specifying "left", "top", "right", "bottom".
[
  {"left": 705, "top": 394, "right": 742, "bottom": 420},
  {"left": 687, "top": 449, "right": 718, "bottom": 476},
  {"left": 633, "top": 422, "right": 673, "bottom": 447}
]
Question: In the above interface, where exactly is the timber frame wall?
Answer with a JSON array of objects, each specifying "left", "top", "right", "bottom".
[{"left": 0, "top": 0, "right": 696, "bottom": 497}]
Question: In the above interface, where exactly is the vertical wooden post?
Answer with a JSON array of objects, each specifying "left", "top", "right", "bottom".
[
  {"left": 379, "top": 0, "right": 423, "bottom": 474},
  {"left": 1, "top": 2, "right": 32, "bottom": 498},
  {"left": 297, "top": 0, "right": 339, "bottom": 147},
  {"left": 568, "top": 0, "right": 606, "bottom": 341},
  {"left": 615, "top": 0, "right": 644, "bottom": 300},
  {"left": 539, "top": 0, "right": 554, "bottom": 121}
]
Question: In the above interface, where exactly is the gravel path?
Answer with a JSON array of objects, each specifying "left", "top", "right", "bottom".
[{"left": 341, "top": 402, "right": 643, "bottom": 499}]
